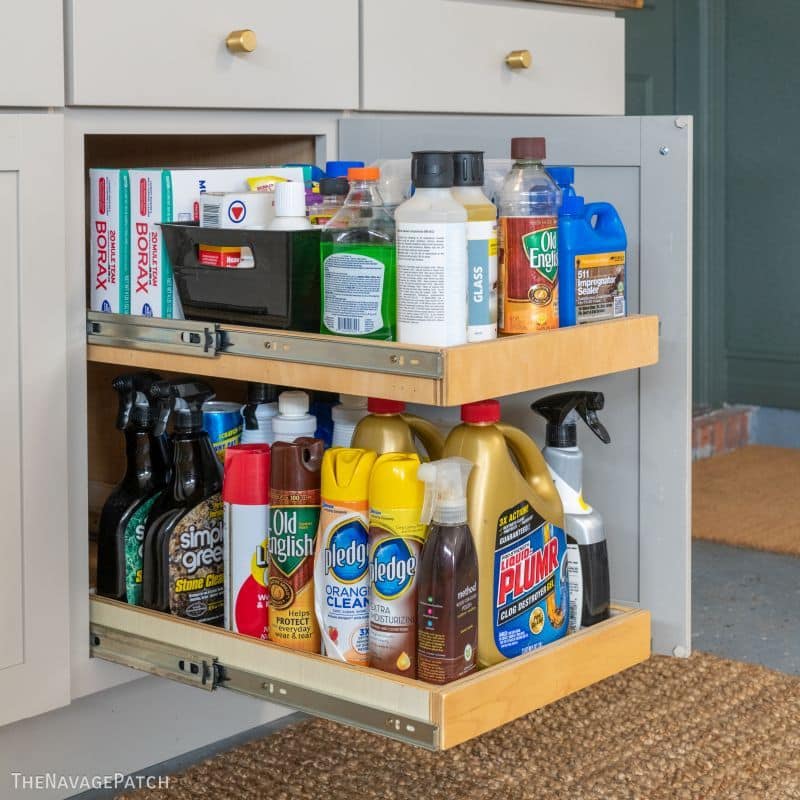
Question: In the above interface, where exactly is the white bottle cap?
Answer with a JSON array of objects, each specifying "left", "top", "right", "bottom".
[
  {"left": 278, "top": 390, "right": 310, "bottom": 416},
  {"left": 274, "top": 181, "right": 306, "bottom": 218}
]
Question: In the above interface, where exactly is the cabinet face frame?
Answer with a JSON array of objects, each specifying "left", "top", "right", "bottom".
[{"left": 0, "top": 113, "right": 70, "bottom": 726}]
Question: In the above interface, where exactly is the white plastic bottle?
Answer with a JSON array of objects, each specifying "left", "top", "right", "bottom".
[
  {"left": 331, "top": 394, "right": 369, "bottom": 448},
  {"left": 267, "top": 182, "right": 311, "bottom": 231},
  {"left": 240, "top": 383, "right": 279, "bottom": 445},
  {"left": 271, "top": 390, "right": 317, "bottom": 443},
  {"left": 395, "top": 151, "right": 468, "bottom": 346}
]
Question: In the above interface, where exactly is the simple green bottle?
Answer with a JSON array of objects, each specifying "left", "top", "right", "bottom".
[{"left": 320, "top": 166, "right": 396, "bottom": 340}]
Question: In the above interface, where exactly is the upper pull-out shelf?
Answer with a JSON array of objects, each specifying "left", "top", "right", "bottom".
[{"left": 86, "top": 312, "right": 658, "bottom": 405}]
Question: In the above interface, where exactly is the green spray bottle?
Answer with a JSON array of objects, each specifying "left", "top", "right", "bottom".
[
  {"left": 141, "top": 378, "right": 225, "bottom": 625},
  {"left": 96, "top": 372, "right": 170, "bottom": 604}
]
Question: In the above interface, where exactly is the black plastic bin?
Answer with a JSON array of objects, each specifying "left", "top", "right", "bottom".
[{"left": 160, "top": 222, "right": 320, "bottom": 331}]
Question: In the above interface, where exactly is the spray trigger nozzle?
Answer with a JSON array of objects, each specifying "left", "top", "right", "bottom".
[
  {"left": 531, "top": 391, "right": 610, "bottom": 447},
  {"left": 149, "top": 378, "right": 216, "bottom": 436},
  {"left": 418, "top": 457, "right": 473, "bottom": 526},
  {"left": 111, "top": 372, "right": 162, "bottom": 430}
]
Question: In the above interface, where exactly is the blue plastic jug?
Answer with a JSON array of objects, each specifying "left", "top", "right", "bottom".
[{"left": 558, "top": 195, "right": 627, "bottom": 327}]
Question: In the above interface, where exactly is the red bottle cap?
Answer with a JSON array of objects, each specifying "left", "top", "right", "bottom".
[
  {"left": 461, "top": 399, "right": 501, "bottom": 424},
  {"left": 368, "top": 398, "right": 406, "bottom": 414},
  {"left": 222, "top": 444, "right": 271, "bottom": 505}
]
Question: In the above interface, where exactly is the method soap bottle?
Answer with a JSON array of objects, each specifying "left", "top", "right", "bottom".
[
  {"left": 416, "top": 457, "right": 478, "bottom": 685},
  {"left": 396, "top": 151, "right": 468, "bottom": 346},
  {"left": 452, "top": 151, "right": 498, "bottom": 343}
]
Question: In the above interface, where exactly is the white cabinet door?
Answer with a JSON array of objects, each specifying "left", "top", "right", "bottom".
[
  {"left": 0, "top": 114, "right": 70, "bottom": 726},
  {"left": 0, "top": 2, "right": 64, "bottom": 107}
]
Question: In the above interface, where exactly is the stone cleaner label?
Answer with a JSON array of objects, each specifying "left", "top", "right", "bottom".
[
  {"left": 315, "top": 500, "right": 370, "bottom": 665},
  {"left": 268, "top": 489, "right": 320, "bottom": 651},
  {"left": 168, "top": 494, "right": 225, "bottom": 625},
  {"left": 124, "top": 493, "right": 159, "bottom": 606},
  {"left": 499, "top": 216, "right": 559, "bottom": 333},
  {"left": 493, "top": 501, "right": 569, "bottom": 657},
  {"left": 575, "top": 251, "right": 626, "bottom": 324}
]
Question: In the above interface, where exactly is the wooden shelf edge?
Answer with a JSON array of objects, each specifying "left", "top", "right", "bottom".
[{"left": 434, "top": 607, "right": 651, "bottom": 749}]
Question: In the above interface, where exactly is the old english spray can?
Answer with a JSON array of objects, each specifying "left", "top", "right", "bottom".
[
  {"left": 314, "top": 448, "right": 377, "bottom": 665},
  {"left": 268, "top": 438, "right": 324, "bottom": 651},
  {"left": 223, "top": 444, "right": 270, "bottom": 640},
  {"left": 368, "top": 453, "right": 426, "bottom": 677}
]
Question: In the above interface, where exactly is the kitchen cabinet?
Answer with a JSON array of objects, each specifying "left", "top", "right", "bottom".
[{"left": 0, "top": 113, "right": 69, "bottom": 726}]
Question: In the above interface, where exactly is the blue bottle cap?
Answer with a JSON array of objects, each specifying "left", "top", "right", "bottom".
[
  {"left": 325, "top": 160, "right": 365, "bottom": 178},
  {"left": 547, "top": 166, "right": 575, "bottom": 188},
  {"left": 562, "top": 195, "right": 585, "bottom": 215}
]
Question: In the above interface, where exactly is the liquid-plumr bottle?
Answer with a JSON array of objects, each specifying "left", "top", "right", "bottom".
[{"left": 320, "top": 166, "right": 396, "bottom": 340}]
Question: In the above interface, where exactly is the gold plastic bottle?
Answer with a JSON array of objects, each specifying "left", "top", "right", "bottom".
[
  {"left": 442, "top": 399, "right": 568, "bottom": 668},
  {"left": 351, "top": 398, "right": 444, "bottom": 460}
]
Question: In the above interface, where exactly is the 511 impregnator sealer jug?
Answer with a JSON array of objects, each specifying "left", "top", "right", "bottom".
[
  {"left": 443, "top": 400, "right": 569, "bottom": 666},
  {"left": 531, "top": 391, "right": 611, "bottom": 631}
]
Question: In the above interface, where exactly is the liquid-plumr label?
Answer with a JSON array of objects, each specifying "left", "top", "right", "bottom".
[{"left": 493, "top": 501, "right": 569, "bottom": 657}]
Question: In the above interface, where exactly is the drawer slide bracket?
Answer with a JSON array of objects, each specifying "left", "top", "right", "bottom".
[{"left": 90, "top": 622, "right": 439, "bottom": 749}]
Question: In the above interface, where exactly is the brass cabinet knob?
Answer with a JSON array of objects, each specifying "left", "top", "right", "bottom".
[
  {"left": 226, "top": 29, "right": 257, "bottom": 54},
  {"left": 505, "top": 49, "right": 532, "bottom": 70}
]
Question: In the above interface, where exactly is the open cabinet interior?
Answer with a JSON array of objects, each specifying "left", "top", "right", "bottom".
[{"left": 80, "top": 114, "right": 690, "bottom": 749}]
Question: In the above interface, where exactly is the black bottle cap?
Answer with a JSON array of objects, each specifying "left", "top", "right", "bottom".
[
  {"left": 319, "top": 177, "right": 349, "bottom": 197},
  {"left": 452, "top": 151, "right": 485, "bottom": 187},
  {"left": 411, "top": 151, "right": 454, "bottom": 188},
  {"left": 247, "top": 382, "right": 279, "bottom": 404},
  {"left": 531, "top": 391, "right": 611, "bottom": 447},
  {"left": 546, "top": 420, "right": 578, "bottom": 448}
]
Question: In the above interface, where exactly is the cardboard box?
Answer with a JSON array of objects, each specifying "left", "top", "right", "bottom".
[{"left": 89, "top": 169, "right": 130, "bottom": 313}]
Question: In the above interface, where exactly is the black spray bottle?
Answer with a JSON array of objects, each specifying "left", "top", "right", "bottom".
[
  {"left": 141, "top": 378, "right": 225, "bottom": 625},
  {"left": 96, "top": 372, "right": 170, "bottom": 604},
  {"left": 531, "top": 391, "right": 611, "bottom": 631}
]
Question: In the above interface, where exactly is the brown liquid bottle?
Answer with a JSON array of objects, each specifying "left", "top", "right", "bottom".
[
  {"left": 416, "top": 457, "right": 478, "bottom": 685},
  {"left": 268, "top": 437, "right": 324, "bottom": 652}
]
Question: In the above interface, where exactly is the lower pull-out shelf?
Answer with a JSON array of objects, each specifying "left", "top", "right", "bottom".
[{"left": 89, "top": 596, "right": 650, "bottom": 750}]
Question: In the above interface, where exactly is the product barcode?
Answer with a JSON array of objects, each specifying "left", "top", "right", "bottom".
[
  {"left": 202, "top": 203, "right": 221, "bottom": 227},
  {"left": 613, "top": 295, "right": 626, "bottom": 317},
  {"left": 337, "top": 317, "right": 361, "bottom": 332}
]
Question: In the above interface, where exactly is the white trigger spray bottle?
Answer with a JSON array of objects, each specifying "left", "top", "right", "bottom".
[{"left": 415, "top": 457, "right": 479, "bottom": 684}]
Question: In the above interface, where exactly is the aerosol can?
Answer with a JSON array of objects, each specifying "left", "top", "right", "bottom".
[{"left": 531, "top": 391, "right": 611, "bottom": 631}]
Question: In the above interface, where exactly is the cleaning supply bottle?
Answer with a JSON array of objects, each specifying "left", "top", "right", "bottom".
[
  {"left": 141, "top": 379, "right": 225, "bottom": 625},
  {"left": 558, "top": 195, "right": 627, "bottom": 327},
  {"left": 498, "top": 137, "right": 560, "bottom": 334},
  {"left": 272, "top": 390, "right": 317, "bottom": 443},
  {"left": 331, "top": 394, "right": 369, "bottom": 448},
  {"left": 546, "top": 166, "right": 575, "bottom": 207},
  {"left": 443, "top": 399, "right": 568, "bottom": 666},
  {"left": 368, "top": 453, "right": 426, "bottom": 677},
  {"left": 241, "top": 382, "right": 279, "bottom": 445},
  {"left": 325, "top": 160, "right": 364, "bottom": 179},
  {"left": 268, "top": 438, "right": 324, "bottom": 651},
  {"left": 310, "top": 177, "right": 349, "bottom": 228},
  {"left": 416, "top": 457, "right": 478, "bottom": 685},
  {"left": 223, "top": 444, "right": 271, "bottom": 640},
  {"left": 396, "top": 151, "right": 468, "bottom": 346},
  {"left": 97, "top": 371, "right": 169, "bottom": 604},
  {"left": 531, "top": 391, "right": 611, "bottom": 631},
  {"left": 320, "top": 166, "right": 396, "bottom": 340},
  {"left": 266, "top": 181, "right": 311, "bottom": 231},
  {"left": 452, "top": 151, "right": 498, "bottom": 343},
  {"left": 315, "top": 448, "right": 377, "bottom": 664},
  {"left": 351, "top": 398, "right": 445, "bottom": 460}
]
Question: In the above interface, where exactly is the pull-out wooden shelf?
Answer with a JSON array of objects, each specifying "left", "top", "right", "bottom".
[
  {"left": 89, "top": 596, "right": 650, "bottom": 750},
  {"left": 86, "top": 313, "right": 659, "bottom": 406}
]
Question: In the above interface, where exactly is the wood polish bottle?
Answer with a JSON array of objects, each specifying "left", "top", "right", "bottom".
[
  {"left": 416, "top": 457, "right": 478, "bottom": 685},
  {"left": 396, "top": 151, "right": 468, "bottom": 346},
  {"left": 451, "top": 152, "right": 499, "bottom": 342}
]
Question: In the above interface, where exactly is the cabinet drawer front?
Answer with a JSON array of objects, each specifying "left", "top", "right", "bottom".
[
  {"left": 67, "top": 0, "right": 359, "bottom": 109},
  {"left": 0, "top": 1, "right": 63, "bottom": 106},
  {"left": 361, "top": 0, "right": 623, "bottom": 114}
]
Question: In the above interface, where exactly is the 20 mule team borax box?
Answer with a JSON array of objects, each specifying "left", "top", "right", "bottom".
[{"left": 90, "top": 167, "right": 276, "bottom": 318}]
